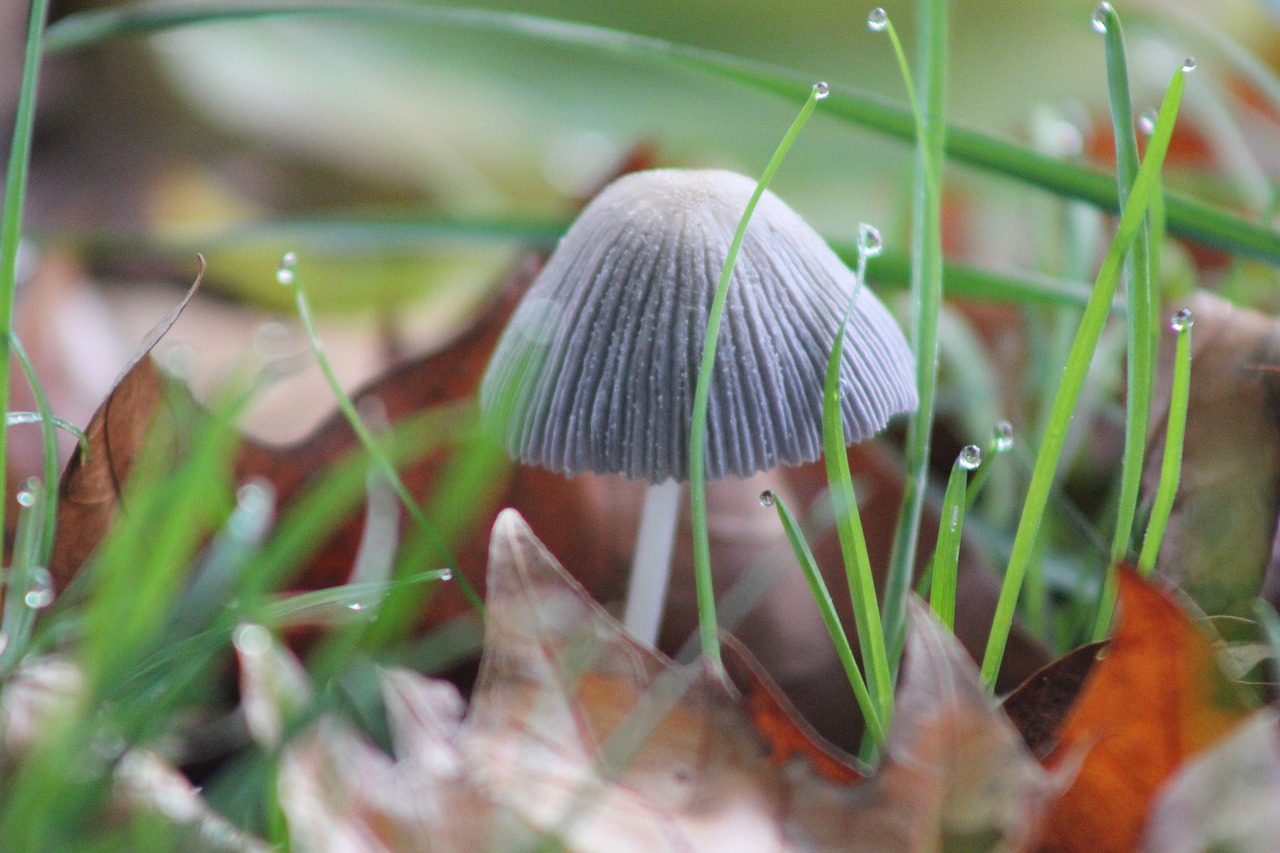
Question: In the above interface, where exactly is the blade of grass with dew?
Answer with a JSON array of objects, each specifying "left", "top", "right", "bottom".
[
  {"left": 1092, "top": 2, "right": 1158, "bottom": 642},
  {"left": 1137, "top": 310, "right": 1192, "bottom": 575},
  {"left": 980, "top": 60, "right": 1191, "bottom": 688},
  {"left": 277, "top": 252, "right": 482, "bottom": 613},
  {"left": 688, "top": 82, "right": 824, "bottom": 667},
  {"left": 930, "top": 448, "right": 979, "bottom": 631},
  {"left": 12, "top": 334, "right": 64, "bottom": 564},
  {"left": 5, "top": 413, "right": 87, "bottom": 448},
  {"left": 821, "top": 222, "right": 893, "bottom": 728},
  {"left": 69, "top": 213, "right": 1104, "bottom": 312},
  {"left": 40, "top": 2, "right": 1280, "bottom": 264},
  {"left": 0, "top": 480, "right": 48, "bottom": 676},
  {"left": 965, "top": 421, "right": 1015, "bottom": 505},
  {"left": 875, "top": 1, "right": 946, "bottom": 664},
  {"left": 767, "top": 490, "right": 884, "bottom": 747},
  {"left": 0, "top": 0, "right": 51, "bottom": 548},
  {"left": 245, "top": 402, "right": 473, "bottom": 598}
]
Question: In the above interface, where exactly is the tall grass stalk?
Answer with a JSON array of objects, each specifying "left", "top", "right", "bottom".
[
  {"left": 0, "top": 0, "right": 51, "bottom": 544},
  {"left": 876, "top": 1, "right": 947, "bottom": 661},
  {"left": 1093, "top": 2, "right": 1159, "bottom": 640},
  {"left": 689, "top": 82, "right": 824, "bottom": 667},
  {"left": 981, "top": 60, "right": 1191, "bottom": 688},
  {"left": 930, "top": 448, "right": 978, "bottom": 631},
  {"left": 277, "top": 253, "right": 483, "bottom": 613},
  {"left": 821, "top": 223, "right": 893, "bottom": 729}
]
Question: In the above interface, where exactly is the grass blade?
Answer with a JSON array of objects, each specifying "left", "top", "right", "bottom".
[
  {"left": 40, "top": 1, "right": 1280, "bottom": 264},
  {"left": 1093, "top": 2, "right": 1159, "bottom": 641},
  {"left": 1137, "top": 309, "right": 1192, "bottom": 575},
  {"left": 0, "top": 0, "right": 52, "bottom": 549},
  {"left": 877, "top": 1, "right": 947, "bottom": 664},
  {"left": 763, "top": 491, "right": 884, "bottom": 747},
  {"left": 930, "top": 447, "right": 978, "bottom": 631},
  {"left": 981, "top": 60, "right": 1192, "bottom": 688},
  {"left": 821, "top": 224, "right": 893, "bottom": 729},
  {"left": 689, "top": 83, "right": 824, "bottom": 667}
]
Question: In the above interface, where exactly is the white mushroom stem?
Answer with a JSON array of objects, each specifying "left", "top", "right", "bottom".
[{"left": 622, "top": 478, "right": 681, "bottom": 647}]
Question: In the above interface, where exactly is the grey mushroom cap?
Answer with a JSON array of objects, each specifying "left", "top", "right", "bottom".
[{"left": 480, "top": 168, "right": 918, "bottom": 483}]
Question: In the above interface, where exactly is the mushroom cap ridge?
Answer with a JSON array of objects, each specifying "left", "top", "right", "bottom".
[{"left": 480, "top": 168, "right": 918, "bottom": 483}]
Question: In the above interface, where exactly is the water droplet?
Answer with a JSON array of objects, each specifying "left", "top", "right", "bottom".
[
  {"left": 160, "top": 343, "right": 195, "bottom": 380},
  {"left": 15, "top": 490, "right": 34, "bottom": 508},
  {"left": 23, "top": 568, "right": 54, "bottom": 610},
  {"left": 276, "top": 251, "right": 298, "bottom": 286},
  {"left": 1182, "top": 57, "right": 1197, "bottom": 73},
  {"left": 993, "top": 421, "right": 1014, "bottom": 453},
  {"left": 758, "top": 490, "right": 776, "bottom": 508},
  {"left": 236, "top": 479, "right": 275, "bottom": 515},
  {"left": 958, "top": 445, "right": 983, "bottom": 471},
  {"left": 1138, "top": 108, "right": 1158, "bottom": 137},
  {"left": 439, "top": 568, "right": 454, "bottom": 582},
  {"left": 1091, "top": 3, "right": 1111, "bottom": 32},
  {"left": 867, "top": 7, "right": 889, "bottom": 31},
  {"left": 813, "top": 81, "right": 830, "bottom": 100},
  {"left": 233, "top": 624, "right": 272, "bottom": 657},
  {"left": 1170, "top": 308, "right": 1193, "bottom": 332},
  {"left": 347, "top": 602, "right": 365, "bottom": 612},
  {"left": 858, "top": 223, "right": 884, "bottom": 258}
]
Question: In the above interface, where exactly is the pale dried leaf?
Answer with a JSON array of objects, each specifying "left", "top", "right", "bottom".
[
  {"left": 1143, "top": 709, "right": 1280, "bottom": 853},
  {"left": 796, "top": 599, "right": 1055, "bottom": 852}
]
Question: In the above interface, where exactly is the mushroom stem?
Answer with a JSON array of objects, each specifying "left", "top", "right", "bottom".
[{"left": 622, "top": 478, "right": 681, "bottom": 647}]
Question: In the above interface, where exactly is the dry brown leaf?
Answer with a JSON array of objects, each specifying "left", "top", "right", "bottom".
[
  {"left": 1040, "top": 568, "right": 1254, "bottom": 853},
  {"left": 278, "top": 510, "right": 1057, "bottom": 852},
  {"left": 1001, "top": 642, "right": 1106, "bottom": 758},
  {"left": 279, "top": 509, "right": 876, "bottom": 851},
  {"left": 49, "top": 260, "right": 206, "bottom": 587},
  {"left": 1142, "top": 709, "right": 1280, "bottom": 853}
]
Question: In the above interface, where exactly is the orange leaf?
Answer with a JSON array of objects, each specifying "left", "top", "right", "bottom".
[{"left": 1039, "top": 568, "right": 1253, "bottom": 853}]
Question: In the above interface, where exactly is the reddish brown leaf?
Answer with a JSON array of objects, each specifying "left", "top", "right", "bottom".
[
  {"left": 1039, "top": 568, "right": 1254, "bottom": 853},
  {"left": 1001, "top": 641, "right": 1106, "bottom": 758},
  {"left": 49, "top": 260, "right": 206, "bottom": 587}
]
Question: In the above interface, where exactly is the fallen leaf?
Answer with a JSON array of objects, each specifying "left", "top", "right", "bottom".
[
  {"left": 1142, "top": 709, "right": 1280, "bottom": 853},
  {"left": 1039, "top": 568, "right": 1254, "bottom": 853},
  {"left": 279, "top": 509, "right": 873, "bottom": 851},
  {"left": 278, "top": 510, "right": 1055, "bottom": 852},
  {"left": 1001, "top": 642, "right": 1106, "bottom": 758},
  {"left": 1147, "top": 290, "right": 1280, "bottom": 618},
  {"left": 49, "top": 260, "right": 206, "bottom": 587},
  {"left": 808, "top": 599, "right": 1055, "bottom": 852}
]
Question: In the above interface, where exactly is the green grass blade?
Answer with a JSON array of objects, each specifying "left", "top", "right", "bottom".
[
  {"left": 1093, "top": 2, "right": 1158, "bottom": 641},
  {"left": 764, "top": 492, "right": 885, "bottom": 747},
  {"left": 821, "top": 225, "right": 893, "bottom": 729},
  {"left": 1137, "top": 310, "right": 1192, "bottom": 575},
  {"left": 930, "top": 448, "right": 978, "bottom": 631},
  {"left": 688, "top": 83, "right": 823, "bottom": 667},
  {"left": 879, "top": 0, "right": 947, "bottom": 663},
  {"left": 981, "top": 60, "right": 1191, "bottom": 688},
  {"left": 41, "top": 2, "right": 1280, "bottom": 264},
  {"left": 0, "top": 0, "right": 51, "bottom": 550},
  {"left": 278, "top": 252, "right": 483, "bottom": 614},
  {"left": 11, "top": 335, "right": 63, "bottom": 564},
  {"left": 0, "top": 479, "right": 48, "bottom": 676}
]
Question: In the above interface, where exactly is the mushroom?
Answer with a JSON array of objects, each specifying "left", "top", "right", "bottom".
[{"left": 480, "top": 168, "right": 916, "bottom": 647}]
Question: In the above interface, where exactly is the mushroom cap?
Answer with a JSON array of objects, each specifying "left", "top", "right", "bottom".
[{"left": 480, "top": 168, "right": 917, "bottom": 483}]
